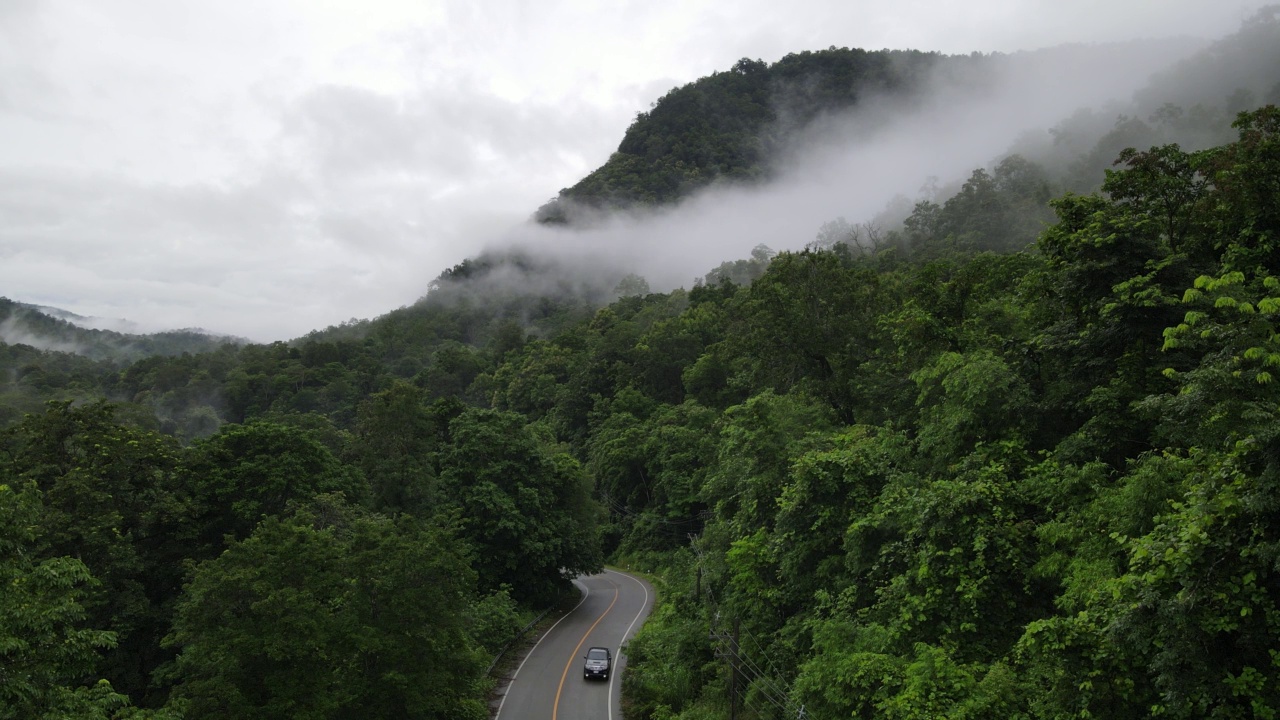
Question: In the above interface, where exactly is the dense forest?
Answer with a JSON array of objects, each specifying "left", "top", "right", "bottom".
[{"left": 3, "top": 8, "right": 1280, "bottom": 720}]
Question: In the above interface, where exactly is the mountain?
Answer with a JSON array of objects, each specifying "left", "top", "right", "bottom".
[
  {"left": 535, "top": 15, "right": 1278, "bottom": 226},
  {"left": 534, "top": 49, "right": 949, "bottom": 222},
  {"left": 16, "top": 303, "right": 143, "bottom": 334}
]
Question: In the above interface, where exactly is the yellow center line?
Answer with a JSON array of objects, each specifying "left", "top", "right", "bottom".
[{"left": 552, "top": 579, "right": 619, "bottom": 720}]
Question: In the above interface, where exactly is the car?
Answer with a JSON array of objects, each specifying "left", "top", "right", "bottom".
[{"left": 583, "top": 646, "right": 611, "bottom": 680}]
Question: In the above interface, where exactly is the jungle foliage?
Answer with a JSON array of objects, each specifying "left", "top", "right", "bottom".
[{"left": 614, "top": 106, "right": 1280, "bottom": 720}]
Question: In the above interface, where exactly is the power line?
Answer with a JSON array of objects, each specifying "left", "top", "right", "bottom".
[
  {"left": 693, "top": 534, "right": 808, "bottom": 719},
  {"left": 740, "top": 625, "right": 789, "bottom": 681}
]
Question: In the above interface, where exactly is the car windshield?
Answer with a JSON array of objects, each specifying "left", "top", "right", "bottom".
[{"left": 587, "top": 649, "right": 608, "bottom": 660}]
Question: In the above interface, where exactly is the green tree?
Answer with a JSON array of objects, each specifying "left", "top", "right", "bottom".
[
  {"left": 351, "top": 381, "right": 440, "bottom": 515},
  {"left": 165, "top": 498, "right": 488, "bottom": 720},
  {"left": 911, "top": 349, "right": 1032, "bottom": 463},
  {"left": 183, "top": 420, "right": 367, "bottom": 551},
  {"left": 728, "top": 249, "right": 884, "bottom": 422},
  {"left": 1, "top": 401, "right": 186, "bottom": 705},
  {"left": 702, "top": 390, "right": 833, "bottom": 538},
  {"left": 0, "top": 481, "right": 128, "bottom": 720},
  {"left": 417, "top": 340, "right": 488, "bottom": 401},
  {"left": 439, "top": 409, "right": 602, "bottom": 604}
]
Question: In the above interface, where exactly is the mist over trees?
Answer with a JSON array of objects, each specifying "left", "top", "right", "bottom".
[{"left": 3, "top": 9, "right": 1280, "bottom": 719}]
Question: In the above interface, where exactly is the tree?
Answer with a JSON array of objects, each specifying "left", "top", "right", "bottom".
[
  {"left": 417, "top": 341, "right": 488, "bottom": 401},
  {"left": 351, "top": 381, "right": 440, "bottom": 515},
  {"left": 1207, "top": 105, "right": 1280, "bottom": 272},
  {"left": 165, "top": 498, "right": 488, "bottom": 720},
  {"left": 0, "top": 481, "right": 127, "bottom": 720},
  {"left": 183, "top": 420, "right": 368, "bottom": 552},
  {"left": 439, "top": 409, "right": 602, "bottom": 604},
  {"left": 1, "top": 401, "right": 185, "bottom": 705},
  {"left": 703, "top": 390, "right": 833, "bottom": 539},
  {"left": 911, "top": 348, "right": 1032, "bottom": 463},
  {"left": 728, "top": 249, "right": 884, "bottom": 422},
  {"left": 614, "top": 273, "right": 652, "bottom": 298},
  {"left": 771, "top": 425, "right": 911, "bottom": 614}
]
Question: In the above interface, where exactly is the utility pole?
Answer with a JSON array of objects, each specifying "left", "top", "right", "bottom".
[
  {"left": 729, "top": 618, "right": 740, "bottom": 720},
  {"left": 689, "top": 533, "right": 702, "bottom": 603},
  {"left": 710, "top": 618, "right": 740, "bottom": 720}
]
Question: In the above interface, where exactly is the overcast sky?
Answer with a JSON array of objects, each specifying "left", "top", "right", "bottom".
[{"left": 0, "top": 0, "right": 1264, "bottom": 342}]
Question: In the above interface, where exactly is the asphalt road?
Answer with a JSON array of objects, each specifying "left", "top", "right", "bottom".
[{"left": 494, "top": 569, "right": 655, "bottom": 720}]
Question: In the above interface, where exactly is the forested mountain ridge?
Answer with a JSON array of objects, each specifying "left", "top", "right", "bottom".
[
  {"left": 533, "top": 20, "right": 1278, "bottom": 225},
  {"left": 0, "top": 297, "right": 246, "bottom": 429},
  {"left": 0, "top": 297, "right": 243, "bottom": 363},
  {"left": 3, "top": 10, "right": 1280, "bottom": 719},
  {"left": 0, "top": 298, "right": 246, "bottom": 360},
  {"left": 534, "top": 48, "right": 949, "bottom": 221}
]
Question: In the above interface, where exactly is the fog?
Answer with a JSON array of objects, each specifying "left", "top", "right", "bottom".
[
  {"left": 0, "top": 316, "right": 87, "bottom": 355},
  {"left": 477, "top": 37, "right": 1208, "bottom": 293}
]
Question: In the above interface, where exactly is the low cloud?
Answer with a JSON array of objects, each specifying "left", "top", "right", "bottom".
[
  {"left": 0, "top": 316, "right": 86, "bottom": 355},
  {"left": 481, "top": 37, "right": 1207, "bottom": 290}
]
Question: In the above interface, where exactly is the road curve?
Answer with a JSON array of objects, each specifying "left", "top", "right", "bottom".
[{"left": 494, "top": 569, "right": 655, "bottom": 720}]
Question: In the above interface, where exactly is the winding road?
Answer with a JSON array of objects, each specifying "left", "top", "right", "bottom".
[{"left": 494, "top": 569, "right": 655, "bottom": 720}]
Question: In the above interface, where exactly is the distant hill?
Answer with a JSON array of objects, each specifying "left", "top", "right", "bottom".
[{"left": 0, "top": 297, "right": 246, "bottom": 363}]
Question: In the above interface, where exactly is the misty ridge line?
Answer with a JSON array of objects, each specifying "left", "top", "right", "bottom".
[
  {"left": 469, "top": 35, "right": 1226, "bottom": 297},
  {"left": 7, "top": 10, "right": 1279, "bottom": 350},
  {"left": 0, "top": 298, "right": 246, "bottom": 362}
]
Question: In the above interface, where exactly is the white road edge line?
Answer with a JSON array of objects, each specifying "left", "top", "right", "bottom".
[
  {"left": 494, "top": 578, "right": 591, "bottom": 720},
  {"left": 605, "top": 569, "right": 652, "bottom": 720}
]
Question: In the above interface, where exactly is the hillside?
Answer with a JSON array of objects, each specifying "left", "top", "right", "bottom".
[
  {"left": 0, "top": 297, "right": 245, "bottom": 360},
  {"left": 535, "top": 48, "right": 949, "bottom": 221},
  {"left": 536, "top": 15, "right": 1278, "bottom": 227}
]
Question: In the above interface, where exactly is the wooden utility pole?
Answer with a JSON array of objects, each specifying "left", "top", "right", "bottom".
[
  {"left": 711, "top": 620, "right": 740, "bottom": 720},
  {"left": 729, "top": 618, "right": 740, "bottom": 720}
]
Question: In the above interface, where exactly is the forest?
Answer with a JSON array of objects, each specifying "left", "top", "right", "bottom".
[{"left": 3, "top": 9, "right": 1280, "bottom": 720}]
